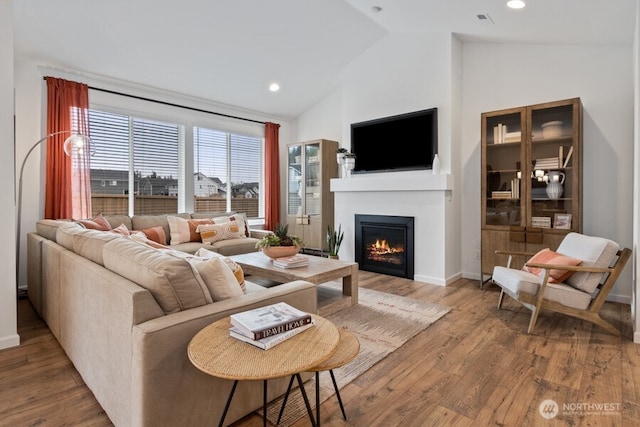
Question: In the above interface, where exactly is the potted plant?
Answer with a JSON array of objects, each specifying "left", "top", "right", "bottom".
[
  {"left": 255, "top": 223, "right": 303, "bottom": 259},
  {"left": 326, "top": 224, "right": 344, "bottom": 259}
]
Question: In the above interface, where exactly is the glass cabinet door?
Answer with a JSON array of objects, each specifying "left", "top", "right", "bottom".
[
  {"left": 304, "top": 142, "right": 321, "bottom": 216},
  {"left": 483, "top": 111, "right": 525, "bottom": 227},
  {"left": 529, "top": 103, "right": 576, "bottom": 230},
  {"left": 287, "top": 145, "right": 302, "bottom": 216}
]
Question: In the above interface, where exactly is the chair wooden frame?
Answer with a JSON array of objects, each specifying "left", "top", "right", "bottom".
[{"left": 494, "top": 247, "right": 631, "bottom": 336}]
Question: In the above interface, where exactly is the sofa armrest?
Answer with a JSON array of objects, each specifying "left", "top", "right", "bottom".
[
  {"left": 249, "top": 228, "right": 274, "bottom": 239},
  {"left": 130, "top": 280, "right": 317, "bottom": 426}
]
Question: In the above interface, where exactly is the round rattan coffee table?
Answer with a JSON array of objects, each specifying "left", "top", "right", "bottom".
[{"left": 188, "top": 313, "right": 339, "bottom": 427}]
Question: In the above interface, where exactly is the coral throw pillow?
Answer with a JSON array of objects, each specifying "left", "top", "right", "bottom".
[
  {"left": 522, "top": 248, "right": 582, "bottom": 283},
  {"left": 141, "top": 226, "right": 168, "bottom": 246},
  {"left": 78, "top": 213, "right": 112, "bottom": 231}
]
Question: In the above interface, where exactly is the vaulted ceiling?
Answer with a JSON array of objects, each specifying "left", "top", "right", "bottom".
[{"left": 13, "top": 0, "right": 637, "bottom": 118}]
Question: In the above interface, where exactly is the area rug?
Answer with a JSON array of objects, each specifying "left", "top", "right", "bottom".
[{"left": 258, "top": 283, "right": 450, "bottom": 426}]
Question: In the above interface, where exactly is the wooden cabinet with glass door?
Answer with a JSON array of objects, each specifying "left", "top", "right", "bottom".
[
  {"left": 481, "top": 98, "right": 582, "bottom": 283},
  {"left": 286, "top": 139, "right": 338, "bottom": 252}
]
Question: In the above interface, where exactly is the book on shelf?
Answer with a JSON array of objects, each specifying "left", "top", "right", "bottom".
[
  {"left": 491, "top": 191, "right": 512, "bottom": 199},
  {"left": 230, "top": 302, "right": 313, "bottom": 340},
  {"left": 534, "top": 157, "right": 560, "bottom": 169},
  {"left": 504, "top": 131, "right": 521, "bottom": 143},
  {"left": 510, "top": 178, "right": 520, "bottom": 199},
  {"left": 272, "top": 255, "right": 309, "bottom": 269},
  {"left": 229, "top": 321, "right": 315, "bottom": 350},
  {"left": 562, "top": 146, "right": 574, "bottom": 168}
]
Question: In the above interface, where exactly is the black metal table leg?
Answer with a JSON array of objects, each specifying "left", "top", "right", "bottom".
[
  {"left": 315, "top": 371, "right": 321, "bottom": 427},
  {"left": 276, "top": 375, "right": 296, "bottom": 425},
  {"left": 329, "top": 369, "right": 347, "bottom": 420},
  {"left": 263, "top": 379, "right": 268, "bottom": 427},
  {"left": 218, "top": 380, "right": 238, "bottom": 427},
  {"left": 295, "top": 373, "right": 316, "bottom": 427}
]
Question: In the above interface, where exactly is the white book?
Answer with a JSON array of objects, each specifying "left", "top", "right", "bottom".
[
  {"left": 229, "top": 321, "right": 314, "bottom": 350},
  {"left": 563, "top": 146, "right": 574, "bottom": 168},
  {"left": 230, "top": 302, "right": 312, "bottom": 340}
]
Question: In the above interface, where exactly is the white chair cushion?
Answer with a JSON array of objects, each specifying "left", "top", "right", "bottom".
[
  {"left": 493, "top": 266, "right": 592, "bottom": 310},
  {"left": 556, "top": 233, "right": 619, "bottom": 293}
]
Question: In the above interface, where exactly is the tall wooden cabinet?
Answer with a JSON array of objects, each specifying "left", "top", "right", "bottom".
[
  {"left": 481, "top": 98, "right": 582, "bottom": 279},
  {"left": 286, "top": 139, "right": 338, "bottom": 251}
]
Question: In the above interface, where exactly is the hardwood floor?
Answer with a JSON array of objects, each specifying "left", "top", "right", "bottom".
[{"left": 2, "top": 272, "right": 639, "bottom": 426}]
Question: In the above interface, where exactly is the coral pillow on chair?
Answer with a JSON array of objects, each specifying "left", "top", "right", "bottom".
[{"left": 522, "top": 248, "right": 582, "bottom": 283}]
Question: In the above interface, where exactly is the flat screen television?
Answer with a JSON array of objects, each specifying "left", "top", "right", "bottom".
[{"left": 350, "top": 108, "right": 438, "bottom": 174}]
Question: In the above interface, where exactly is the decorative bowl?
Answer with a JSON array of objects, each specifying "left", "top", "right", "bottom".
[
  {"left": 261, "top": 246, "right": 300, "bottom": 260},
  {"left": 541, "top": 121, "right": 563, "bottom": 139}
]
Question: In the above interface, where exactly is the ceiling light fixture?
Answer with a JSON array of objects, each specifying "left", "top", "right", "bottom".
[
  {"left": 507, "top": 0, "right": 526, "bottom": 9},
  {"left": 269, "top": 83, "right": 280, "bottom": 92},
  {"left": 371, "top": 6, "right": 383, "bottom": 14}
]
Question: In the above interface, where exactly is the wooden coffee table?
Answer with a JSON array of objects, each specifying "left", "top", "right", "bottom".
[
  {"left": 188, "top": 314, "right": 340, "bottom": 427},
  {"left": 231, "top": 252, "right": 359, "bottom": 305}
]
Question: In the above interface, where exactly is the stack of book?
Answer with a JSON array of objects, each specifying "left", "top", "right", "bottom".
[
  {"left": 491, "top": 190, "right": 512, "bottom": 200},
  {"left": 229, "top": 302, "right": 314, "bottom": 350},
  {"left": 493, "top": 124, "right": 521, "bottom": 144},
  {"left": 273, "top": 255, "right": 309, "bottom": 269},
  {"left": 534, "top": 157, "right": 561, "bottom": 169}
]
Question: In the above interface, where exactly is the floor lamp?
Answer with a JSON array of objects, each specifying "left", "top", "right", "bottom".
[{"left": 16, "top": 131, "right": 92, "bottom": 297}]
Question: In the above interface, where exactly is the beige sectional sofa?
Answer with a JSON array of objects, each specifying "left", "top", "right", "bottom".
[{"left": 27, "top": 213, "right": 318, "bottom": 427}]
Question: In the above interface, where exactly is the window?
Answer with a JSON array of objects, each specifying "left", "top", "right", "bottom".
[
  {"left": 88, "top": 109, "right": 182, "bottom": 215},
  {"left": 193, "top": 127, "right": 262, "bottom": 219}
]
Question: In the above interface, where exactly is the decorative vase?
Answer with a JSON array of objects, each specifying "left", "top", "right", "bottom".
[
  {"left": 432, "top": 154, "right": 440, "bottom": 175},
  {"left": 545, "top": 171, "right": 565, "bottom": 199},
  {"left": 328, "top": 254, "right": 339, "bottom": 260},
  {"left": 337, "top": 153, "right": 346, "bottom": 178},
  {"left": 344, "top": 157, "right": 356, "bottom": 178},
  {"left": 261, "top": 246, "right": 300, "bottom": 260}
]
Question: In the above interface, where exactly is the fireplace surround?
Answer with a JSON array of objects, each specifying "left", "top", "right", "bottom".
[{"left": 355, "top": 214, "right": 415, "bottom": 279}]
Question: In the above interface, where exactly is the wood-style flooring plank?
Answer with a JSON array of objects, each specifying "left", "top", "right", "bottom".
[{"left": 3, "top": 272, "right": 638, "bottom": 427}]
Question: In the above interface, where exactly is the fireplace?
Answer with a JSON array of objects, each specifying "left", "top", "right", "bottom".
[{"left": 354, "top": 214, "right": 414, "bottom": 279}]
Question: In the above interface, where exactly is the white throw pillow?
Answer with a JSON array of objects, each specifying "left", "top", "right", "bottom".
[
  {"left": 197, "top": 220, "right": 246, "bottom": 244},
  {"left": 189, "top": 257, "right": 243, "bottom": 301}
]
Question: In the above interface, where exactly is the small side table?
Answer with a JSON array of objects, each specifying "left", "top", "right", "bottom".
[
  {"left": 188, "top": 314, "right": 339, "bottom": 427},
  {"left": 277, "top": 327, "right": 360, "bottom": 427}
]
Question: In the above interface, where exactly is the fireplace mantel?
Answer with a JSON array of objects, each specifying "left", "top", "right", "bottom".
[
  {"left": 330, "top": 173, "right": 453, "bottom": 193},
  {"left": 331, "top": 171, "right": 457, "bottom": 286}
]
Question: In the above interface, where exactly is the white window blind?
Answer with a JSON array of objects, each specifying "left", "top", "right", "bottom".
[
  {"left": 88, "top": 109, "right": 181, "bottom": 215},
  {"left": 194, "top": 126, "right": 261, "bottom": 218}
]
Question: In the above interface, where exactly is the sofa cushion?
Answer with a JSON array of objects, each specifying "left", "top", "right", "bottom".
[
  {"left": 557, "top": 233, "right": 620, "bottom": 293},
  {"left": 167, "top": 216, "right": 213, "bottom": 244},
  {"left": 207, "top": 237, "right": 260, "bottom": 256},
  {"left": 493, "top": 266, "right": 592, "bottom": 310},
  {"left": 56, "top": 222, "right": 86, "bottom": 250},
  {"left": 72, "top": 229, "right": 122, "bottom": 266},
  {"left": 105, "top": 215, "right": 132, "bottom": 230},
  {"left": 102, "top": 238, "right": 213, "bottom": 314},
  {"left": 197, "top": 221, "right": 246, "bottom": 245},
  {"left": 522, "top": 248, "right": 582, "bottom": 283},
  {"left": 37, "top": 219, "right": 71, "bottom": 242}
]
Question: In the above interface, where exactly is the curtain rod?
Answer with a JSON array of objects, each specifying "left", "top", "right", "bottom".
[{"left": 43, "top": 76, "right": 266, "bottom": 125}]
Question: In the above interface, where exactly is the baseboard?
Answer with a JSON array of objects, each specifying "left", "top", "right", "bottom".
[
  {"left": 0, "top": 333, "right": 20, "bottom": 351},
  {"left": 413, "top": 272, "right": 462, "bottom": 287},
  {"left": 634, "top": 331, "right": 640, "bottom": 344},
  {"left": 606, "top": 292, "right": 631, "bottom": 305}
]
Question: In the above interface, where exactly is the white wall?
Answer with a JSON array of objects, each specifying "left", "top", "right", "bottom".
[
  {"left": 0, "top": 0, "right": 19, "bottom": 350},
  {"left": 461, "top": 43, "right": 634, "bottom": 302},
  {"left": 633, "top": 2, "right": 639, "bottom": 342}
]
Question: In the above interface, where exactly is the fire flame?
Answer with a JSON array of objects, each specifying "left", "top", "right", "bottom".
[{"left": 369, "top": 239, "right": 403, "bottom": 255}]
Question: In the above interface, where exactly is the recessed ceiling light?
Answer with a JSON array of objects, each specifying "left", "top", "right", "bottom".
[
  {"left": 269, "top": 83, "right": 280, "bottom": 92},
  {"left": 507, "top": 0, "right": 526, "bottom": 9}
]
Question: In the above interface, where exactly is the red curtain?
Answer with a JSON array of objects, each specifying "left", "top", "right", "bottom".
[
  {"left": 264, "top": 122, "right": 280, "bottom": 231},
  {"left": 45, "top": 77, "right": 92, "bottom": 219}
]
